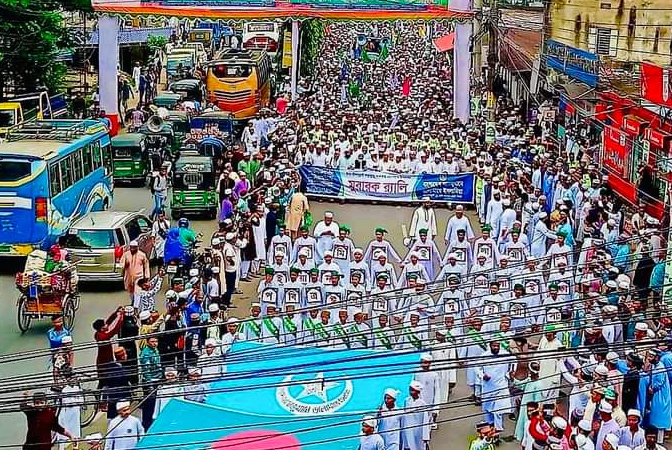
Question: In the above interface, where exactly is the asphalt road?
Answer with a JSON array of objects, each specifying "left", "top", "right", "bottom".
[{"left": 0, "top": 187, "right": 518, "bottom": 449}]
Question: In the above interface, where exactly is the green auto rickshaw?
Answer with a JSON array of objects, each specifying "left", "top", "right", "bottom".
[
  {"left": 165, "top": 111, "right": 191, "bottom": 149},
  {"left": 170, "top": 154, "right": 217, "bottom": 219},
  {"left": 111, "top": 133, "right": 149, "bottom": 185},
  {"left": 138, "top": 121, "right": 180, "bottom": 157},
  {"left": 153, "top": 92, "right": 183, "bottom": 109}
]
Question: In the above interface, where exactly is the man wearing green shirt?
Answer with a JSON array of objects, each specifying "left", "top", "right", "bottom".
[{"left": 139, "top": 336, "right": 162, "bottom": 430}]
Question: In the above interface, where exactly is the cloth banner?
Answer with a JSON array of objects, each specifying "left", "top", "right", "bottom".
[
  {"left": 299, "top": 166, "right": 475, "bottom": 204},
  {"left": 139, "top": 342, "right": 420, "bottom": 450}
]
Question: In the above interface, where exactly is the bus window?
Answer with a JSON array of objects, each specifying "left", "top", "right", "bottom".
[
  {"left": 212, "top": 63, "right": 252, "bottom": 78},
  {"left": 93, "top": 142, "right": 103, "bottom": 169},
  {"left": 101, "top": 143, "right": 112, "bottom": 173},
  {"left": 72, "top": 151, "right": 84, "bottom": 183},
  {"left": 59, "top": 159, "right": 72, "bottom": 191},
  {"left": 49, "top": 163, "right": 61, "bottom": 196},
  {"left": 82, "top": 144, "right": 93, "bottom": 173},
  {"left": 0, "top": 159, "right": 31, "bottom": 182}
]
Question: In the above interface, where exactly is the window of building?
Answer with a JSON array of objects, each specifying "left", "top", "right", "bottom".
[{"left": 589, "top": 26, "right": 618, "bottom": 57}]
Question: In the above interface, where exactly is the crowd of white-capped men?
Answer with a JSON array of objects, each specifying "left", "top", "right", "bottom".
[{"left": 20, "top": 20, "right": 672, "bottom": 450}]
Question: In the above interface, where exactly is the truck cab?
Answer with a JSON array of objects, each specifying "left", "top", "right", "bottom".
[{"left": 0, "top": 102, "right": 24, "bottom": 137}]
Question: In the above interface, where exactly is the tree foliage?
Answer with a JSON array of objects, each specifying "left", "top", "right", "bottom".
[
  {"left": 0, "top": 0, "right": 74, "bottom": 96},
  {"left": 147, "top": 34, "right": 168, "bottom": 52},
  {"left": 300, "top": 19, "right": 325, "bottom": 78}
]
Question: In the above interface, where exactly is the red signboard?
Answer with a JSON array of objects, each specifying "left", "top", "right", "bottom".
[
  {"left": 602, "top": 126, "right": 628, "bottom": 177},
  {"left": 641, "top": 62, "right": 672, "bottom": 108},
  {"left": 645, "top": 127, "right": 672, "bottom": 150},
  {"left": 622, "top": 115, "right": 649, "bottom": 136}
]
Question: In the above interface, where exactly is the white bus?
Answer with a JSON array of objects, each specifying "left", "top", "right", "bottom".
[{"left": 242, "top": 22, "right": 280, "bottom": 55}]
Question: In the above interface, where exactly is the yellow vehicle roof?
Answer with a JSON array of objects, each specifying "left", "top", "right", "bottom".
[{"left": 0, "top": 102, "right": 21, "bottom": 109}]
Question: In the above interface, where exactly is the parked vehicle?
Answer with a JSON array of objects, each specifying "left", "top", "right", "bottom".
[
  {"left": 111, "top": 133, "right": 148, "bottom": 185},
  {"left": 170, "top": 155, "right": 217, "bottom": 219},
  {"left": 63, "top": 211, "right": 153, "bottom": 282},
  {"left": 0, "top": 120, "right": 113, "bottom": 256}
]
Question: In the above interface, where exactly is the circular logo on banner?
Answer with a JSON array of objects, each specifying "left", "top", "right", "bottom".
[{"left": 277, "top": 372, "right": 353, "bottom": 415}]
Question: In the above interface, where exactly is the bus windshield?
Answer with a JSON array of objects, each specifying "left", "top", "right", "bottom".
[
  {"left": 212, "top": 64, "right": 253, "bottom": 79},
  {"left": 0, "top": 160, "right": 31, "bottom": 182},
  {"left": 0, "top": 110, "right": 16, "bottom": 128}
]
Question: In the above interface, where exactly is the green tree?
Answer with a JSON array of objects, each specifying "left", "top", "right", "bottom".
[
  {"left": 299, "top": 19, "right": 325, "bottom": 78},
  {"left": 0, "top": 0, "right": 74, "bottom": 97},
  {"left": 147, "top": 35, "right": 168, "bottom": 53}
]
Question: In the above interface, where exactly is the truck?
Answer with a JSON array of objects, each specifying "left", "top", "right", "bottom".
[{"left": 0, "top": 92, "right": 67, "bottom": 137}]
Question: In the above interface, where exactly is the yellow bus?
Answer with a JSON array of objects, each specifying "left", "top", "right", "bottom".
[{"left": 205, "top": 49, "right": 272, "bottom": 119}]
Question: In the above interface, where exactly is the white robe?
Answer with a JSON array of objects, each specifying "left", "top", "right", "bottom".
[
  {"left": 414, "top": 370, "right": 440, "bottom": 413},
  {"left": 401, "top": 396, "right": 431, "bottom": 450},
  {"left": 104, "top": 415, "right": 144, "bottom": 450},
  {"left": 444, "top": 215, "right": 475, "bottom": 244},
  {"left": 56, "top": 385, "right": 82, "bottom": 447},
  {"left": 477, "top": 350, "right": 513, "bottom": 418},
  {"left": 360, "top": 434, "right": 386, "bottom": 450},
  {"left": 313, "top": 220, "right": 340, "bottom": 263},
  {"left": 409, "top": 206, "right": 438, "bottom": 239},
  {"left": 431, "top": 340, "right": 457, "bottom": 387},
  {"left": 252, "top": 211, "right": 267, "bottom": 260},
  {"left": 377, "top": 404, "right": 403, "bottom": 450},
  {"left": 153, "top": 384, "right": 184, "bottom": 419}
]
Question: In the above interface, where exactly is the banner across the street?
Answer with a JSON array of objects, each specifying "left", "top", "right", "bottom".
[{"left": 299, "top": 166, "right": 475, "bottom": 204}]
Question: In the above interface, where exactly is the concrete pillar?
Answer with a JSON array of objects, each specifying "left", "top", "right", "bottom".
[
  {"left": 291, "top": 20, "right": 300, "bottom": 101},
  {"left": 451, "top": 0, "right": 472, "bottom": 124},
  {"left": 98, "top": 15, "right": 120, "bottom": 135}
]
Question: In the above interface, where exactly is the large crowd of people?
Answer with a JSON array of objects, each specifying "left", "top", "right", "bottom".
[{"left": 20, "top": 21, "right": 672, "bottom": 450}]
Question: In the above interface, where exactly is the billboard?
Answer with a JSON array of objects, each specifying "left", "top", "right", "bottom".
[
  {"left": 641, "top": 62, "right": 672, "bottom": 108},
  {"left": 546, "top": 39, "right": 598, "bottom": 87}
]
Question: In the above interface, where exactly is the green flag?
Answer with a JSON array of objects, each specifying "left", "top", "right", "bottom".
[
  {"left": 348, "top": 80, "right": 360, "bottom": 98},
  {"left": 378, "top": 44, "right": 388, "bottom": 61},
  {"left": 361, "top": 49, "right": 371, "bottom": 63}
]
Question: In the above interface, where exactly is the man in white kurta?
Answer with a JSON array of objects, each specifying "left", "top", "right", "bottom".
[
  {"left": 444, "top": 205, "right": 475, "bottom": 245},
  {"left": 414, "top": 353, "right": 441, "bottom": 429},
  {"left": 401, "top": 380, "right": 432, "bottom": 450},
  {"left": 105, "top": 401, "right": 144, "bottom": 450},
  {"left": 377, "top": 388, "right": 403, "bottom": 450},
  {"left": 430, "top": 327, "right": 458, "bottom": 401},
  {"left": 57, "top": 378, "right": 83, "bottom": 450},
  {"left": 360, "top": 416, "right": 386, "bottom": 450},
  {"left": 313, "top": 211, "right": 339, "bottom": 264},
  {"left": 153, "top": 368, "right": 183, "bottom": 419},
  {"left": 477, "top": 341, "right": 513, "bottom": 433},
  {"left": 409, "top": 198, "right": 438, "bottom": 241}
]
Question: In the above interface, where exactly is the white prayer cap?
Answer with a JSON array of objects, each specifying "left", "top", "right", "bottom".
[
  {"left": 602, "top": 305, "right": 618, "bottom": 314},
  {"left": 420, "top": 353, "right": 433, "bottom": 362},
  {"left": 607, "top": 218, "right": 616, "bottom": 226},
  {"left": 435, "top": 327, "right": 447, "bottom": 336},
  {"left": 409, "top": 380, "right": 423, "bottom": 391},
  {"left": 455, "top": 204, "right": 464, "bottom": 211},
  {"left": 324, "top": 211, "right": 334, "bottom": 218},
  {"left": 224, "top": 188, "right": 232, "bottom": 195},
  {"left": 208, "top": 303, "right": 220, "bottom": 313},
  {"left": 165, "top": 367, "right": 178, "bottom": 376},
  {"left": 575, "top": 435, "right": 589, "bottom": 449},
  {"left": 189, "top": 268, "right": 199, "bottom": 277},
  {"left": 416, "top": 278, "right": 426, "bottom": 285},
  {"left": 599, "top": 400, "right": 613, "bottom": 413},
  {"left": 606, "top": 351, "right": 619, "bottom": 363},
  {"left": 539, "top": 212, "right": 548, "bottom": 219},
  {"left": 188, "top": 367, "right": 202, "bottom": 376},
  {"left": 212, "top": 237, "right": 221, "bottom": 246},
  {"left": 551, "top": 416, "right": 567, "bottom": 430},
  {"left": 299, "top": 248, "right": 310, "bottom": 257},
  {"left": 129, "top": 240, "right": 139, "bottom": 247},
  {"left": 422, "top": 196, "right": 431, "bottom": 201},
  {"left": 447, "top": 252, "right": 457, "bottom": 259},
  {"left": 409, "top": 251, "right": 420, "bottom": 258},
  {"left": 618, "top": 281, "right": 629, "bottom": 289},
  {"left": 502, "top": 198, "right": 511, "bottom": 206},
  {"left": 604, "top": 433, "right": 619, "bottom": 448},
  {"left": 324, "top": 250, "right": 333, "bottom": 257},
  {"left": 627, "top": 409, "right": 641, "bottom": 418},
  {"left": 205, "top": 338, "right": 217, "bottom": 347},
  {"left": 606, "top": 280, "right": 618, "bottom": 289},
  {"left": 139, "top": 310, "right": 151, "bottom": 321},
  {"left": 211, "top": 266, "right": 220, "bottom": 274},
  {"left": 352, "top": 308, "right": 364, "bottom": 316},
  {"left": 635, "top": 322, "right": 648, "bottom": 332},
  {"left": 353, "top": 248, "right": 364, "bottom": 255},
  {"left": 227, "top": 317, "right": 240, "bottom": 324},
  {"left": 499, "top": 254, "right": 510, "bottom": 261},
  {"left": 274, "top": 250, "right": 284, "bottom": 257},
  {"left": 384, "top": 388, "right": 399, "bottom": 399},
  {"left": 578, "top": 419, "right": 591, "bottom": 431},
  {"left": 594, "top": 364, "right": 608, "bottom": 376},
  {"left": 225, "top": 232, "right": 236, "bottom": 241},
  {"left": 116, "top": 400, "right": 131, "bottom": 411},
  {"left": 362, "top": 415, "right": 376, "bottom": 428}
]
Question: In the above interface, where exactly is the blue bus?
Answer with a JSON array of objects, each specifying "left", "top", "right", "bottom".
[{"left": 0, "top": 120, "right": 114, "bottom": 256}]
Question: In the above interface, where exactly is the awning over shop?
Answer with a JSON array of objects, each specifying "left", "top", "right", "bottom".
[
  {"left": 433, "top": 32, "right": 455, "bottom": 52},
  {"left": 499, "top": 29, "right": 541, "bottom": 72},
  {"left": 91, "top": 0, "right": 473, "bottom": 20},
  {"left": 85, "top": 26, "right": 173, "bottom": 46}
]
